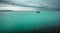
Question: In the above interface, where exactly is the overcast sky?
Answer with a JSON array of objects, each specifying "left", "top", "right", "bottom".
[{"left": 0, "top": 0, "right": 60, "bottom": 11}]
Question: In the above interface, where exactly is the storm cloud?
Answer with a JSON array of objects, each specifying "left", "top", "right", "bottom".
[{"left": 0, "top": 0, "right": 60, "bottom": 11}]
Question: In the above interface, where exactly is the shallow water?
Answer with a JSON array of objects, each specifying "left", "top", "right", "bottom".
[{"left": 0, "top": 11, "right": 60, "bottom": 33}]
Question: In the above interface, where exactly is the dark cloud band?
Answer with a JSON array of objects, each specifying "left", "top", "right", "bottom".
[{"left": 0, "top": 0, "right": 60, "bottom": 11}]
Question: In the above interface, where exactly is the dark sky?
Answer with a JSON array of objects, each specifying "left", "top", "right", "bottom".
[{"left": 0, "top": 0, "right": 60, "bottom": 11}]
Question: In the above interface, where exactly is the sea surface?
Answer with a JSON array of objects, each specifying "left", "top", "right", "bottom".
[{"left": 0, "top": 11, "right": 60, "bottom": 33}]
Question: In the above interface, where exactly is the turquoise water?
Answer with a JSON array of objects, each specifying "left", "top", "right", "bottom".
[{"left": 0, "top": 11, "right": 60, "bottom": 33}]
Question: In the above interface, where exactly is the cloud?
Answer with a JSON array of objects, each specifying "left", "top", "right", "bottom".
[
  {"left": 0, "top": 4, "right": 39, "bottom": 11},
  {"left": 0, "top": 0, "right": 60, "bottom": 11}
]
